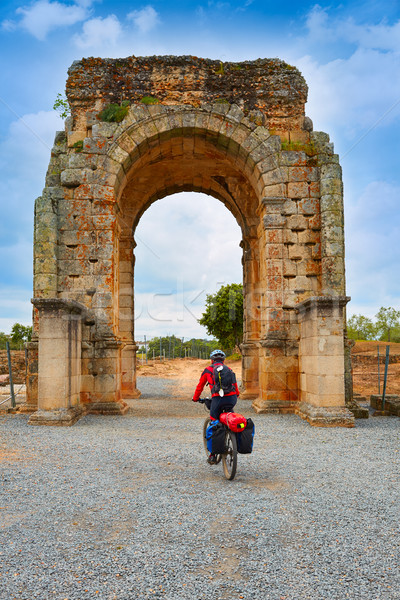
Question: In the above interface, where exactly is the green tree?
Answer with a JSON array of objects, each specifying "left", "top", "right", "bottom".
[
  {"left": 0, "top": 331, "right": 10, "bottom": 348},
  {"left": 11, "top": 323, "right": 32, "bottom": 346},
  {"left": 375, "top": 306, "right": 400, "bottom": 342},
  {"left": 53, "top": 93, "right": 70, "bottom": 119},
  {"left": 146, "top": 336, "right": 219, "bottom": 359},
  {"left": 347, "top": 314, "right": 377, "bottom": 341},
  {"left": 198, "top": 283, "right": 243, "bottom": 350}
]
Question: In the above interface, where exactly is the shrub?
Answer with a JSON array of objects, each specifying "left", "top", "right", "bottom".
[
  {"left": 140, "top": 96, "right": 160, "bottom": 105},
  {"left": 98, "top": 100, "right": 130, "bottom": 123},
  {"left": 72, "top": 140, "right": 83, "bottom": 153}
]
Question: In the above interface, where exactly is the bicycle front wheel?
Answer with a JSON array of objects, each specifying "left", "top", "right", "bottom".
[{"left": 222, "top": 430, "right": 237, "bottom": 480}]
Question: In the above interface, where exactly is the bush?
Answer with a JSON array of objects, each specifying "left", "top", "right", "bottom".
[
  {"left": 140, "top": 96, "right": 160, "bottom": 105},
  {"left": 98, "top": 101, "right": 130, "bottom": 123}
]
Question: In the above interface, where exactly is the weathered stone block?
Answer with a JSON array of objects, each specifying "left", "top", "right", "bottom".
[
  {"left": 281, "top": 199, "right": 297, "bottom": 215},
  {"left": 286, "top": 215, "right": 308, "bottom": 231},
  {"left": 298, "top": 197, "right": 320, "bottom": 216},
  {"left": 298, "top": 229, "right": 320, "bottom": 245},
  {"left": 287, "top": 182, "right": 309, "bottom": 198},
  {"left": 308, "top": 213, "right": 321, "bottom": 230},
  {"left": 263, "top": 214, "right": 286, "bottom": 229},
  {"left": 92, "top": 123, "right": 119, "bottom": 138},
  {"left": 67, "top": 131, "right": 87, "bottom": 148},
  {"left": 289, "top": 166, "right": 319, "bottom": 182},
  {"left": 320, "top": 178, "right": 343, "bottom": 197},
  {"left": 61, "top": 169, "right": 86, "bottom": 188}
]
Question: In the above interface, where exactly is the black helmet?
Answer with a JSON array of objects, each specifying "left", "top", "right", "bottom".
[{"left": 210, "top": 349, "right": 226, "bottom": 361}]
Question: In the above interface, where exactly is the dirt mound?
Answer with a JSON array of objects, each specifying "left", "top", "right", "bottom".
[
  {"left": 0, "top": 350, "right": 26, "bottom": 385},
  {"left": 351, "top": 341, "right": 400, "bottom": 397},
  {"left": 352, "top": 340, "right": 400, "bottom": 355}
]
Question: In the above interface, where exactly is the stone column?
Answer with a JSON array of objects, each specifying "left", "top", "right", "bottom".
[
  {"left": 296, "top": 296, "right": 354, "bottom": 427},
  {"left": 29, "top": 298, "right": 87, "bottom": 426}
]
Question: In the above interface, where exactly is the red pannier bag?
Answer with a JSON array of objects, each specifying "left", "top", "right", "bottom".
[{"left": 219, "top": 412, "right": 247, "bottom": 432}]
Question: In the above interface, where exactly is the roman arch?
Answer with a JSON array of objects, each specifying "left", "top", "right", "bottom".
[{"left": 23, "top": 55, "right": 355, "bottom": 427}]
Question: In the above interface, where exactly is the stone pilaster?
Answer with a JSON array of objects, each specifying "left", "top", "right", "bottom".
[
  {"left": 29, "top": 298, "right": 87, "bottom": 426},
  {"left": 86, "top": 337, "right": 128, "bottom": 415},
  {"left": 296, "top": 296, "right": 354, "bottom": 427}
]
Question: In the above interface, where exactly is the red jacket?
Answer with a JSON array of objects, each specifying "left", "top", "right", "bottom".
[{"left": 193, "top": 362, "right": 240, "bottom": 401}]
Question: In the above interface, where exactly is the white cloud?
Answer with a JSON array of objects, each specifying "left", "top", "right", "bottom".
[
  {"left": 306, "top": 5, "right": 400, "bottom": 52},
  {"left": 73, "top": 14, "right": 122, "bottom": 48},
  {"left": 345, "top": 181, "right": 400, "bottom": 312},
  {"left": 1, "top": 19, "right": 17, "bottom": 32},
  {"left": 134, "top": 192, "right": 242, "bottom": 338},
  {"left": 0, "top": 109, "right": 62, "bottom": 329},
  {"left": 298, "top": 49, "right": 400, "bottom": 138},
  {"left": 11, "top": 0, "right": 92, "bottom": 40},
  {"left": 127, "top": 5, "right": 160, "bottom": 33},
  {"left": 297, "top": 6, "right": 400, "bottom": 135}
]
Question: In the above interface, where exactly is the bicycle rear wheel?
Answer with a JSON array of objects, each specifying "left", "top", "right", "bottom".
[{"left": 222, "top": 430, "right": 237, "bottom": 480}]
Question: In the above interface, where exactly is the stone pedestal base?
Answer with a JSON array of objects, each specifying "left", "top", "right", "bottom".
[
  {"left": 121, "top": 384, "right": 141, "bottom": 399},
  {"left": 240, "top": 390, "right": 258, "bottom": 401},
  {"left": 28, "top": 406, "right": 86, "bottom": 426},
  {"left": 296, "top": 401, "right": 355, "bottom": 427},
  {"left": 18, "top": 403, "right": 37, "bottom": 414},
  {"left": 87, "top": 401, "right": 129, "bottom": 415},
  {"left": 346, "top": 399, "right": 369, "bottom": 419},
  {"left": 252, "top": 398, "right": 297, "bottom": 414}
]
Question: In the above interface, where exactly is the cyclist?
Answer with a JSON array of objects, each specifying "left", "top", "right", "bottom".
[{"left": 192, "top": 349, "right": 240, "bottom": 463}]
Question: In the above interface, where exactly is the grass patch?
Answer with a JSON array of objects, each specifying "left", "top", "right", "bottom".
[
  {"left": 140, "top": 96, "right": 160, "bottom": 105},
  {"left": 98, "top": 100, "right": 130, "bottom": 123}
]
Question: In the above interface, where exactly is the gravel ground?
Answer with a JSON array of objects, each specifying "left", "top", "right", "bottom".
[{"left": 0, "top": 376, "right": 399, "bottom": 600}]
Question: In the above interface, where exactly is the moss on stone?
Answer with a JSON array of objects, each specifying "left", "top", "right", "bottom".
[{"left": 281, "top": 140, "right": 317, "bottom": 156}]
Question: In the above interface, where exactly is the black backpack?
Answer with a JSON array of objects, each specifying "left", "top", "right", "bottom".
[{"left": 210, "top": 363, "right": 236, "bottom": 396}]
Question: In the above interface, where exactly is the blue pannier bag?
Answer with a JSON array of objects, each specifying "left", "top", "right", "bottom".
[
  {"left": 206, "top": 420, "right": 226, "bottom": 454},
  {"left": 237, "top": 418, "right": 255, "bottom": 454}
]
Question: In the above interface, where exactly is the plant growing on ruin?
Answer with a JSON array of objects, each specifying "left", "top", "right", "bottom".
[
  {"left": 53, "top": 93, "right": 70, "bottom": 119},
  {"left": 214, "top": 61, "right": 224, "bottom": 75},
  {"left": 72, "top": 140, "right": 83, "bottom": 153},
  {"left": 98, "top": 100, "right": 130, "bottom": 123},
  {"left": 140, "top": 95, "right": 160, "bottom": 105}
]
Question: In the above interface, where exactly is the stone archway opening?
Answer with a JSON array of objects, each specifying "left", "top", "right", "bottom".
[
  {"left": 25, "top": 55, "right": 355, "bottom": 428},
  {"left": 114, "top": 131, "right": 262, "bottom": 401},
  {"left": 132, "top": 190, "right": 243, "bottom": 344}
]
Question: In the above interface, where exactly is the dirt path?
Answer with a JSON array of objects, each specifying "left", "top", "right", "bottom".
[
  {"left": 136, "top": 357, "right": 242, "bottom": 383},
  {"left": 130, "top": 358, "right": 247, "bottom": 419}
]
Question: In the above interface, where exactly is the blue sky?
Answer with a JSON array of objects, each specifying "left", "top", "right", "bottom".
[{"left": 0, "top": 0, "right": 400, "bottom": 340}]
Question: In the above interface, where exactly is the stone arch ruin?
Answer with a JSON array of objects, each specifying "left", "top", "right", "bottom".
[{"left": 24, "top": 56, "right": 354, "bottom": 427}]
